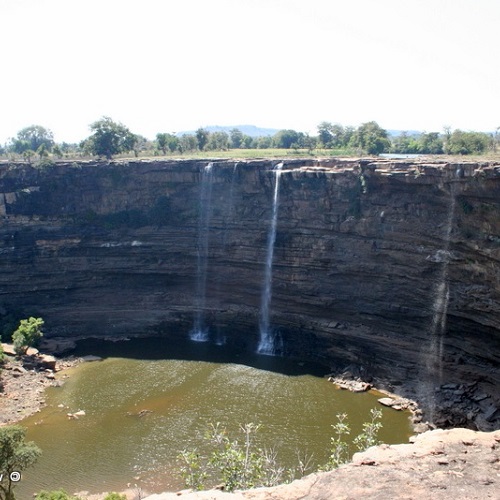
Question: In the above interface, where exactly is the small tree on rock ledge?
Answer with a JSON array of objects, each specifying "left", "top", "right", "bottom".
[{"left": 12, "top": 317, "right": 44, "bottom": 355}]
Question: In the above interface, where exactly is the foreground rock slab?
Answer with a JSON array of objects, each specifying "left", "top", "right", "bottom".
[{"left": 144, "top": 428, "right": 500, "bottom": 500}]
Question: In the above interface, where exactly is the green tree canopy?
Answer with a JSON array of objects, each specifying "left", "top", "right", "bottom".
[
  {"left": 419, "top": 132, "right": 444, "bottom": 154},
  {"left": 178, "top": 134, "right": 198, "bottom": 153},
  {"left": 350, "top": 121, "right": 390, "bottom": 155},
  {"left": 12, "top": 317, "right": 44, "bottom": 355},
  {"left": 85, "top": 117, "right": 137, "bottom": 159},
  {"left": 11, "top": 125, "right": 54, "bottom": 154},
  {"left": 0, "top": 425, "right": 41, "bottom": 500},
  {"left": 156, "top": 133, "right": 179, "bottom": 155},
  {"left": 317, "top": 121, "right": 334, "bottom": 147},
  {"left": 273, "top": 129, "right": 300, "bottom": 149},
  {"left": 195, "top": 128, "right": 209, "bottom": 151},
  {"left": 256, "top": 136, "right": 272, "bottom": 149},
  {"left": 230, "top": 128, "right": 244, "bottom": 149},
  {"left": 206, "top": 131, "right": 229, "bottom": 151},
  {"left": 445, "top": 129, "right": 490, "bottom": 155}
]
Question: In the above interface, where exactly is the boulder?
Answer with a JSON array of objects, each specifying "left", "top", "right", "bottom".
[
  {"left": 1, "top": 343, "right": 16, "bottom": 356},
  {"left": 378, "top": 397, "right": 396, "bottom": 407},
  {"left": 38, "top": 354, "right": 57, "bottom": 370}
]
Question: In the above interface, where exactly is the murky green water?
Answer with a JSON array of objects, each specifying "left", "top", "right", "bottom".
[{"left": 17, "top": 338, "right": 412, "bottom": 497}]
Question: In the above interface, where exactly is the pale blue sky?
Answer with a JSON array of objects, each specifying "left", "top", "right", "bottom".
[{"left": 1, "top": 0, "right": 499, "bottom": 143}]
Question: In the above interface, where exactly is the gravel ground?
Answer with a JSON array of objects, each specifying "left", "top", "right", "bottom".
[{"left": 0, "top": 344, "right": 80, "bottom": 425}]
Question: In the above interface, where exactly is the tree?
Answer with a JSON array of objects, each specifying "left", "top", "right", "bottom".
[
  {"left": 11, "top": 125, "right": 54, "bottom": 154},
  {"left": 206, "top": 131, "right": 229, "bottom": 151},
  {"left": 390, "top": 131, "right": 415, "bottom": 154},
  {"left": 230, "top": 128, "right": 244, "bottom": 149},
  {"left": 317, "top": 122, "right": 334, "bottom": 148},
  {"left": 196, "top": 128, "right": 209, "bottom": 151},
  {"left": 256, "top": 136, "right": 272, "bottom": 149},
  {"left": 0, "top": 425, "right": 41, "bottom": 500},
  {"left": 444, "top": 129, "right": 489, "bottom": 155},
  {"left": 241, "top": 134, "right": 254, "bottom": 148},
  {"left": 273, "top": 129, "right": 300, "bottom": 149},
  {"left": 21, "top": 149, "right": 36, "bottom": 165},
  {"left": 156, "top": 133, "right": 179, "bottom": 155},
  {"left": 51, "top": 144, "right": 63, "bottom": 159},
  {"left": 156, "top": 133, "right": 169, "bottom": 155},
  {"left": 37, "top": 144, "right": 49, "bottom": 161},
  {"left": 350, "top": 121, "right": 390, "bottom": 155},
  {"left": 301, "top": 134, "right": 317, "bottom": 152},
  {"left": 85, "top": 117, "right": 137, "bottom": 159},
  {"left": 178, "top": 134, "right": 198, "bottom": 153},
  {"left": 418, "top": 132, "right": 444, "bottom": 154},
  {"left": 12, "top": 317, "right": 44, "bottom": 355}
]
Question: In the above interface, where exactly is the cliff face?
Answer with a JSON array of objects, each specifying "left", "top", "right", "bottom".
[{"left": 1, "top": 158, "right": 499, "bottom": 428}]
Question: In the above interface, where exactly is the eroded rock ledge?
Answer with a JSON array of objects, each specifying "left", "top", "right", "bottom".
[{"left": 144, "top": 428, "right": 500, "bottom": 500}]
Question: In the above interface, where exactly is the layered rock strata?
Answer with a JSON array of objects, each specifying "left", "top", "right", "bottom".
[{"left": 0, "top": 158, "right": 499, "bottom": 429}]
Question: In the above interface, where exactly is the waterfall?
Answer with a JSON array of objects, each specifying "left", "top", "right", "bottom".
[
  {"left": 215, "top": 162, "right": 239, "bottom": 346},
  {"left": 257, "top": 163, "right": 284, "bottom": 355},
  {"left": 425, "top": 184, "right": 456, "bottom": 420},
  {"left": 190, "top": 162, "right": 214, "bottom": 342}
]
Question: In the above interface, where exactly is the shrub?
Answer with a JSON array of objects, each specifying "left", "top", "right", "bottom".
[
  {"left": 103, "top": 494, "right": 127, "bottom": 500},
  {"left": 34, "top": 490, "right": 82, "bottom": 500},
  {"left": 179, "top": 410, "right": 383, "bottom": 492},
  {"left": 178, "top": 422, "right": 291, "bottom": 492},
  {"left": 323, "top": 408, "right": 383, "bottom": 470},
  {"left": 12, "top": 317, "right": 44, "bottom": 355}
]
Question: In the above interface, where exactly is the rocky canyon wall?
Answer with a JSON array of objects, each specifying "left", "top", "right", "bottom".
[{"left": 0, "top": 158, "right": 499, "bottom": 429}]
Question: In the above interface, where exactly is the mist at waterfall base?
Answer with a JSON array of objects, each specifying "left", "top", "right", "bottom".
[{"left": 17, "top": 337, "right": 412, "bottom": 497}]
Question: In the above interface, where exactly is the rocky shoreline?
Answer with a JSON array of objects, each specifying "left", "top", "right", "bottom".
[
  {"left": 0, "top": 342, "right": 82, "bottom": 425},
  {"left": 326, "top": 373, "right": 429, "bottom": 433}
]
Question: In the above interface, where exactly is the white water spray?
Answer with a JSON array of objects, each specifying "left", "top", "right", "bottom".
[
  {"left": 190, "top": 162, "right": 214, "bottom": 342},
  {"left": 257, "top": 163, "right": 284, "bottom": 355}
]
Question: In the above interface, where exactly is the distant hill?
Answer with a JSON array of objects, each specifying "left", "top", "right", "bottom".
[{"left": 177, "top": 125, "right": 280, "bottom": 137}]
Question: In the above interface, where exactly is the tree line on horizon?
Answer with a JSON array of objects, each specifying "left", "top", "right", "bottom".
[{"left": 1, "top": 118, "right": 499, "bottom": 162}]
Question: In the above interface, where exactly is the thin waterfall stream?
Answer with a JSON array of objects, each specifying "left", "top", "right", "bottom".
[
  {"left": 425, "top": 183, "right": 456, "bottom": 420},
  {"left": 190, "top": 162, "right": 214, "bottom": 342},
  {"left": 215, "top": 162, "right": 239, "bottom": 346},
  {"left": 258, "top": 163, "right": 284, "bottom": 355}
]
